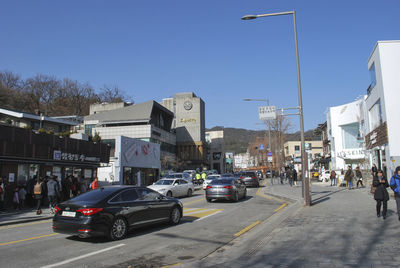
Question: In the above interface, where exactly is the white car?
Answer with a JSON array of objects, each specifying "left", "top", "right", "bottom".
[
  {"left": 148, "top": 178, "right": 194, "bottom": 198},
  {"left": 202, "top": 174, "right": 221, "bottom": 190}
]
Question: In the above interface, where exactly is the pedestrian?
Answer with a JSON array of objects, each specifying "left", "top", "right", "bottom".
[
  {"left": 330, "top": 170, "right": 337, "bottom": 186},
  {"left": 371, "top": 164, "right": 378, "bottom": 177},
  {"left": 91, "top": 177, "right": 99, "bottom": 190},
  {"left": 355, "top": 166, "right": 364, "bottom": 188},
  {"left": 33, "top": 178, "right": 45, "bottom": 215},
  {"left": 26, "top": 176, "right": 35, "bottom": 207},
  {"left": 18, "top": 186, "right": 26, "bottom": 209},
  {"left": 13, "top": 187, "right": 20, "bottom": 210},
  {"left": 293, "top": 169, "right": 298, "bottom": 186},
  {"left": 47, "top": 176, "right": 60, "bottom": 213},
  {"left": 344, "top": 165, "right": 354, "bottom": 189},
  {"left": 287, "top": 168, "right": 294, "bottom": 187},
  {"left": 71, "top": 176, "right": 78, "bottom": 197},
  {"left": 373, "top": 169, "right": 389, "bottom": 219},
  {"left": 389, "top": 166, "right": 400, "bottom": 221},
  {"left": 280, "top": 170, "right": 285, "bottom": 184}
]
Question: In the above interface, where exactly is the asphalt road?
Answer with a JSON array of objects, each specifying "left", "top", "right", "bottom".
[{"left": 0, "top": 182, "right": 282, "bottom": 268}]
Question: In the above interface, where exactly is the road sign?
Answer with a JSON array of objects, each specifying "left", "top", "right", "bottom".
[
  {"left": 267, "top": 152, "right": 272, "bottom": 156},
  {"left": 258, "top": 106, "right": 277, "bottom": 120},
  {"left": 259, "top": 144, "right": 265, "bottom": 150},
  {"left": 268, "top": 156, "right": 273, "bottom": 162}
]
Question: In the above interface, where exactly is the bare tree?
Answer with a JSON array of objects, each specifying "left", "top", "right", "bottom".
[
  {"left": 98, "top": 85, "right": 126, "bottom": 103},
  {"left": 0, "top": 71, "right": 23, "bottom": 109}
]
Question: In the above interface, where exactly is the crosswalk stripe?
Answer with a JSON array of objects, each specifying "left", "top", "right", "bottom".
[
  {"left": 183, "top": 208, "right": 219, "bottom": 216},
  {"left": 183, "top": 208, "right": 209, "bottom": 213},
  {"left": 182, "top": 207, "right": 223, "bottom": 219}
]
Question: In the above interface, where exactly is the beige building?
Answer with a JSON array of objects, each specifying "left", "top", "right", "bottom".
[
  {"left": 161, "top": 92, "right": 207, "bottom": 170},
  {"left": 205, "top": 130, "right": 225, "bottom": 173},
  {"left": 284, "top": 140, "right": 323, "bottom": 160}
]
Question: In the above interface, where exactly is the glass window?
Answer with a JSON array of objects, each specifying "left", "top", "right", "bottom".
[
  {"left": 210, "top": 179, "right": 234, "bottom": 185},
  {"left": 341, "top": 123, "right": 362, "bottom": 149},
  {"left": 110, "top": 189, "right": 139, "bottom": 203},
  {"left": 137, "top": 188, "right": 160, "bottom": 201},
  {"left": 369, "top": 63, "right": 377, "bottom": 89},
  {"left": 72, "top": 188, "right": 116, "bottom": 203},
  {"left": 369, "top": 99, "right": 382, "bottom": 131},
  {"left": 179, "top": 179, "right": 187, "bottom": 184},
  {"left": 84, "top": 124, "right": 95, "bottom": 136},
  {"left": 294, "top": 146, "right": 300, "bottom": 151}
]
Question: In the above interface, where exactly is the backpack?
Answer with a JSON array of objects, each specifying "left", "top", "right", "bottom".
[{"left": 33, "top": 182, "right": 42, "bottom": 195}]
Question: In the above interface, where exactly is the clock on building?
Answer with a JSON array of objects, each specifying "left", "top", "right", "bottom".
[{"left": 184, "top": 101, "right": 193, "bottom": 110}]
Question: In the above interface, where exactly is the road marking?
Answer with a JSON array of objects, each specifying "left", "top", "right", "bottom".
[
  {"left": 194, "top": 210, "right": 223, "bottom": 222},
  {"left": 183, "top": 208, "right": 216, "bottom": 215},
  {"left": 274, "top": 203, "right": 287, "bottom": 212},
  {"left": 0, "top": 219, "right": 52, "bottom": 230},
  {"left": 183, "top": 198, "right": 205, "bottom": 206},
  {"left": 182, "top": 208, "right": 223, "bottom": 220},
  {"left": 41, "top": 243, "right": 125, "bottom": 268},
  {"left": 0, "top": 233, "right": 58, "bottom": 246},
  {"left": 234, "top": 220, "right": 261, "bottom": 237},
  {"left": 159, "top": 262, "right": 183, "bottom": 268}
]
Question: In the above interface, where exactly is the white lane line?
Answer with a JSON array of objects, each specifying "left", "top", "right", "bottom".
[
  {"left": 194, "top": 210, "right": 223, "bottom": 222},
  {"left": 41, "top": 243, "right": 125, "bottom": 268}
]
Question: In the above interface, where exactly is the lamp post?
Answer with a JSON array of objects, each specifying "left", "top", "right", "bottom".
[
  {"left": 241, "top": 11, "right": 310, "bottom": 206},
  {"left": 243, "top": 98, "right": 273, "bottom": 182}
]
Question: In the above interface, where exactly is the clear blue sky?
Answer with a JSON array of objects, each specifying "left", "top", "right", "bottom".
[{"left": 1, "top": 0, "right": 399, "bottom": 132}]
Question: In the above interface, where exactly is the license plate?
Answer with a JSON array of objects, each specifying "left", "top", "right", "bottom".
[{"left": 61, "top": 211, "right": 76, "bottom": 217}]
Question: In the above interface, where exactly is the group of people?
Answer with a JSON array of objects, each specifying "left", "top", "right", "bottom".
[
  {"left": 279, "top": 167, "right": 298, "bottom": 187},
  {"left": 371, "top": 165, "right": 400, "bottom": 221},
  {"left": 0, "top": 175, "right": 99, "bottom": 214},
  {"left": 343, "top": 166, "right": 364, "bottom": 189}
]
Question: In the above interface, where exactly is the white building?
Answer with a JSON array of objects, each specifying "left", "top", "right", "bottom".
[
  {"left": 364, "top": 40, "right": 400, "bottom": 176},
  {"left": 327, "top": 98, "right": 366, "bottom": 171}
]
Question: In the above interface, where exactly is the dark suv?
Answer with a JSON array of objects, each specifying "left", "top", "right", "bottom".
[{"left": 240, "top": 171, "right": 259, "bottom": 187}]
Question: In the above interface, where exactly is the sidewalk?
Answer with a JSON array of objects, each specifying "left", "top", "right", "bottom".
[
  {"left": 0, "top": 208, "right": 53, "bottom": 226},
  {"left": 181, "top": 180, "right": 400, "bottom": 267}
]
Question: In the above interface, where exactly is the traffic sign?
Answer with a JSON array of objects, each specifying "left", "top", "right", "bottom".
[
  {"left": 267, "top": 152, "right": 272, "bottom": 156},
  {"left": 259, "top": 144, "right": 265, "bottom": 150},
  {"left": 258, "top": 106, "right": 277, "bottom": 120}
]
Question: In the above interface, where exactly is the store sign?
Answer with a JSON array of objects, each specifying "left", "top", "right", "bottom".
[
  {"left": 365, "top": 122, "right": 388, "bottom": 150},
  {"left": 337, "top": 149, "right": 365, "bottom": 159},
  {"left": 53, "top": 151, "right": 100, "bottom": 162},
  {"left": 180, "top": 118, "right": 196, "bottom": 123}
]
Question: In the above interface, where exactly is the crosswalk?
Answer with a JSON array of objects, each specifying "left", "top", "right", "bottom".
[{"left": 182, "top": 207, "right": 223, "bottom": 221}]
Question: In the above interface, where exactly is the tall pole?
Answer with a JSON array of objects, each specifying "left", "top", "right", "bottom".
[
  {"left": 292, "top": 11, "right": 310, "bottom": 206},
  {"left": 241, "top": 10, "right": 311, "bottom": 206}
]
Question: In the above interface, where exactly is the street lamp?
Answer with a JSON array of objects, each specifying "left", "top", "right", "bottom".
[
  {"left": 241, "top": 11, "right": 310, "bottom": 206},
  {"left": 243, "top": 98, "right": 273, "bottom": 182}
]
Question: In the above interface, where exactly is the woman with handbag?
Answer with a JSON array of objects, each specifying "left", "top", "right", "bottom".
[{"left": 373, "top": 169, "right": 389, "bottom": 219}]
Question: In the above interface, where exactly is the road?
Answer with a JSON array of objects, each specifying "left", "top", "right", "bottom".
[{"left": 0, "top": 182, "right": 283, "bottom": 268}]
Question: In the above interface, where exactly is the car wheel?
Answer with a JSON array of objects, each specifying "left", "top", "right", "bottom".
[
  {"left": 169, "top": 206, "right": 181, "bottom": 225},
  {"left": 166, "top": 191, "right": 173, "bottom": 197},
  {"left": 109, "top": 217, "right": 128, "bottom": 241},
  {"left": 187, "top": 188, "right": 193, "bottom": 197},
  {"left": 233, "top": 191, "right": 239, "bottom": 202}
]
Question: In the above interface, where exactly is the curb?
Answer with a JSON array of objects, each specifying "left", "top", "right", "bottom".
[{"left": 0, "top": 216, "right": 53, "bottom": 227}]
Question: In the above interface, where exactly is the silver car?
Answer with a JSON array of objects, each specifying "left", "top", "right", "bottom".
[
  {"left": 202, "top": 174, "right": 221, "bottom": 190},
  {"left": 205, "top": 178, "right": 247, "bottom": 202}
]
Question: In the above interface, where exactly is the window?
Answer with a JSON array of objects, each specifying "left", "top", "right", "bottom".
[
  {"left": 369, "top": 99, "right": 382, "bottom": 131},
  {"left": 369, "top": 63, "right": 377, "bottom": 89},
  {"left": 137, "top": 188, "right": 160, "bottom": 201},
  {"left": 84, "top": 124, "right": 95, "bottom": 136},
  {"left": 109, "top": 189, "right": 139, "bottom": 203},
  {"left": 179, "top": 179, "right": 187, "bottom": 184},
  {"left": 294, "top": 145, "right": 300, "bottom": 152},
  {"left": 341, "top": 123, "right": 362, "bottom": 149}
]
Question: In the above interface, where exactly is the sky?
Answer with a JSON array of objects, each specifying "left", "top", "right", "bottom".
[{"left": 1, "top": 0, "right": 399, "bottom": 132}]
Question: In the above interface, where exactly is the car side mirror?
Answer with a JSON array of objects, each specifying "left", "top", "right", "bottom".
[{"left": 174, "top": 183, "right": 178, "bottom": 186}]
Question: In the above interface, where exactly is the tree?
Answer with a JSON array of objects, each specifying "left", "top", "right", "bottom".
[{"left": 98, "top": 85, "right": 127, "bottom": 103}]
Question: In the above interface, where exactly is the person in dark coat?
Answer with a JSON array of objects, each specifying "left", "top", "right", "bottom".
[{"left": 373, "top": 169, "right": 389, "bottom": 219}]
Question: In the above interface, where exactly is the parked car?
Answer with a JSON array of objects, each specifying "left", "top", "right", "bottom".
[
  {"left": 52, "top": 186, "right": 183, "bottom": 240},
  {"left": 163, "top": 173, "right": 191, "bottom": 181},
  {"left": 183, "top": 170, "right": 196, "bottom": 179},
  {"left": 148, "top": 178, "right": 194, "bottom": 197},
  {"left": 205, "top": 178, "right": 247, "bottom": 202},
  {"left": 239, "top": 171, "right": 260, "bottom": 187},
  {"left": 202, "top": 174, "right": 221, "bottom": 190}
]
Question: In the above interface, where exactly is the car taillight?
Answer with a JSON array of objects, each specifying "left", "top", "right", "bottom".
[
  {"left": 54, "top": 206, "right": 61, "bottom": 214},
  {"left": 206, "top": 185, "right": 212, "bottom": 189},
  {"left": 224, "top": 185, "right": 233, "bottom": 189},
  {"left": 240, "top": 176, "right": 244, "bottom": 179},
  {"left": 252, "top": 176, "right": 257, "bottom": 179},
  {"left": 76, "top": 208, "right": 103, "bottom": 216}
]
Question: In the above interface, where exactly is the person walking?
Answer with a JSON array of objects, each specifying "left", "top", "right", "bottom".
[
  {"left": 47, "top": 176, "right": 60, "bottom": 213},
  {"left": 344, "top": 165, "right": 354, "bottom": 189},
  {"left": 373, "top": 169, "right": 389, "bottom": 219},
  {"left": 91, "top": 177, "right": 99, "bottom": 190},
  {"left": 390, "top": 166, "right": 400, "bottom": 221},
  {"left": 18, "top": 186, "right": 26, "bottom": 209},
  {"left": 287, "top": 168, "right": 294, "bottom": 187},
  {"left": 33, "top": 178, "right": 45, "bottom": 214},
  {"left": 13, "top": 187, "right": 20, "bottom": 210},
  {"left": 330, "top": 170, "right": 337, "bottom": 186},
  {"left": 371, "top": 164, "right": 378, "bottom": 177},
  {"left": 355, "top": 166, "right": 364, "bottom": 188},
  {"left": 293, "top": 169, "right": 298, "bottom": 186}
]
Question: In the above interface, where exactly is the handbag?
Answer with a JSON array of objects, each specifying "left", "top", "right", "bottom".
[{"left": 370, "top": 184, "right": 376, "bottom": 194}]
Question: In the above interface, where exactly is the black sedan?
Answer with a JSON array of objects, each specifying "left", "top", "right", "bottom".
[
  {"left": 52, "top": 186, "right": 183, "bottom": 241},
  {"left": 205, "top": 178, "right": 247, "bottom": 202}
]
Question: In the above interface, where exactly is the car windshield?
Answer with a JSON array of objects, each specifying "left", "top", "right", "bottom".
[
  {"left": 70, "top": 187, "right": 117, "bottom": 202},
  {"left": 155, "top": 179, "right": 174, "bottom": 185},
  {"left": 210, "top": 179, "right": 234, "bottom": 185},
  {"left": 207, "top": 175, "right": 220, "bottom": 180},
  {"left": 243, "top": 172, "right": 256, "bottom": 177}
]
